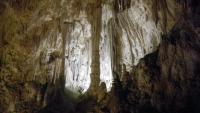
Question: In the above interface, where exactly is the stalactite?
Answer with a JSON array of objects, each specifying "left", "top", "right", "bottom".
[
  {"left": 28, "top": 0, "right": 179, "bottom": 93},
  {"left": 114, "top": 0, "right": 131, "bottom": 13}
]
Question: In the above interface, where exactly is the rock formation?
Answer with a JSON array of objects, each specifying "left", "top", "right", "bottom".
[{"left": 0, "top": 0, "right": 199, "bottom": 113}]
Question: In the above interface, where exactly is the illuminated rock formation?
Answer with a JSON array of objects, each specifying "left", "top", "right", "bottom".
[{"left": 30, "top": 0, "right": 180, "bottom": 93}]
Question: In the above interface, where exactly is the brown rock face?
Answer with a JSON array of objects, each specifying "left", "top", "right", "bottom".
[
  {"left": 103, "top": 11, "right": 200, "bottom": 113},
  {"left": 0, "top": 0, "right": 199, "bottom": 113}
]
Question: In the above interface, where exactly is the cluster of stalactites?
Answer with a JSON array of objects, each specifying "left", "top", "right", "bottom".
[
  {"left": 30, "top": 0, "right": 181, "bottom": 94},
  {"left": 113, "top": 0, "right": 132, "bottom": 13}
]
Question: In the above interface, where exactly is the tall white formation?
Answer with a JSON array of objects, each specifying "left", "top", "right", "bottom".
[
  {"left": 100, "top": 4, "right": 114, "bottom": 91},
  {"left": 31, "top": 0, "right": 179, "bottom": 93},
  {"left": 64, "top": 11, "right": 92, "bottom": 93},
  {"left": 116, "top": 0, "right": 161, "bottom": 71}
]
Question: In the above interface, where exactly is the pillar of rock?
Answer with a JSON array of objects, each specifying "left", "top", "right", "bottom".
[{"left": 87, "top": 0, "right": 102, "bottom": 95}]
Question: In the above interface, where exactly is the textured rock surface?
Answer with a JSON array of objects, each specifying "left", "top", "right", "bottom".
[
  {"left": 60, "top": 0, "right": 179, "bottom": 92},
  {"left": 103, "top": 17, "right": 200, "bottom": 113},
  {"left": 1, "top": 0, "right": 198, "bottom": 113},
  {"left": 4, "top": 0, "right": 179, "bottom": 93}
]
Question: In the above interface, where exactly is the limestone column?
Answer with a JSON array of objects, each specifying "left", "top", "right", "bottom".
[{"left": 87, "top": 0, "right": 102, "bottom": 95}]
